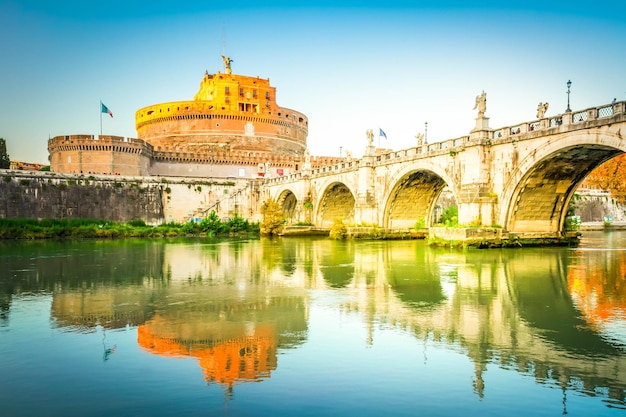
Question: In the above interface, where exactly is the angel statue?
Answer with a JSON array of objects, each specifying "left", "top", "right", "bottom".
[
  {"left": 221, "top": 55, "right": 233, "bottom": 74},
  {"left": 415, "top": 133, "right": 424, "bottom": 147},
  {"left": 536, "top": 102, "right": 549, "bottom": 119},
  {"left": 473, "top": 91, "right": 487, "bottom": 118},
  {"left": 366, "top": 129, "right": 374, "bottom": 147}
]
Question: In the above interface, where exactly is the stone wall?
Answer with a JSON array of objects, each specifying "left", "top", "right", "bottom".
[
  {"left": 0, "top": 170, "right": 163, "bottom": 224},
  {"left": 574, "top": 191, "right": 625, "bottom": 222},
  {"left": 0, "top": 170, "right": 260, "bottom": 225}
]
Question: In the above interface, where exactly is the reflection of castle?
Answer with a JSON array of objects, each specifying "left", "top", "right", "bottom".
[
  {"left": 51, "top": 289, "right": 156, "bottom": 330},
  {"left": 47, "top": 58, "right": 339, "bottom": 178},
  {"left": 137, "top": 317, "right": 277, "bottom": 388},
  {"left": 135, "top": 292, "right": 307, "bottom": 390}
]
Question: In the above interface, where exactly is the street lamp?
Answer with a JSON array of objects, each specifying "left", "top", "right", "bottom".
[
  {"left": 425, "top": 121, "right": 428, "bottom": 144},
  {"left": 565, "top": 80, "right": 572, "bottom": 112}
]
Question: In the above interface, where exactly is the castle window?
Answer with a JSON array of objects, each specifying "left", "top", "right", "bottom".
[
  {"left": 147, "top": 110, "right": 154, "bottom": 115},
  {"left": 253, "top": 90, "right": 257, "bottom": 98},
  {"left": 225, "top": 87, "right": 230, "bottom": 95},
  {"left": 265, "top": 92, "right": 270, "bottom": 99},
  {"left": 266, "top": 101, "right": 270, "bottom": 107},
  {"left": 225, "top": 97, "right": 230, "bottom": 104},
  {"left": 239, "top": 88, "right": 244, "bottom": 96}
]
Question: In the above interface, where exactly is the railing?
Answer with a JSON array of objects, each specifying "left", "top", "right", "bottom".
[{"left": 492, "top": 101, "right": 625, "bottom": 141}]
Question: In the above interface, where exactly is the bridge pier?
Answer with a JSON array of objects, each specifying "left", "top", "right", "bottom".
[
  {"left": 354, "top": 153, "right": 378, "bottom": 225},
  {"left": 457, "top": 199, "right": 498, "bottom": 227},
  {"left": 456, "top": 183, "right": 498, "bottom": 227}
]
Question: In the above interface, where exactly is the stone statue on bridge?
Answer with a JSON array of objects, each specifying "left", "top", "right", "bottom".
[
  {"left": 536, "top": 102, "right": 549, "bottom": 119},
  {"left": 366, "top": 129, "right": 374, "bottom": 147},
  {"left": 303, "top": 148, "right": 312, "bottom": 172},
  {"left": 415, "top": 133, "right": 424, "bottom": 147},
  {"left": 473, "top": 91, "right": 487, "bottom": 118}
]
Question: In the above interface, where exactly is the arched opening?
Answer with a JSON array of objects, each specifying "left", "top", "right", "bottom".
[
  {"left": 318, "top": 182, "right": 355, "bottom": 227},
  {"left": 277, "top": 190, "right": 298, "bottom": 225},
  {"left": 384, "top": 170, "right": 452, "bottom": 229},
  {"left": 506, "top": 145, "right": 623, "bottom": 233}
]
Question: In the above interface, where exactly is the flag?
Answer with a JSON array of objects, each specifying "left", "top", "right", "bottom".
[
  {"left": 379, "top": 128, "right": 387, "bottom": 139},
  {"left": 101, "top": 102, "right": 113, "bottom": 118}
]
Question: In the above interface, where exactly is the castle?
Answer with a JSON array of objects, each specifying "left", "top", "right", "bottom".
[{"left": 48, "top": 57, "right": 341, "bottom": 178}]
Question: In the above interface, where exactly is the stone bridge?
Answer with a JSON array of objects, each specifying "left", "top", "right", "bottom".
[{"left": 263, "top": 100, "right": 626, "bottom": 238}]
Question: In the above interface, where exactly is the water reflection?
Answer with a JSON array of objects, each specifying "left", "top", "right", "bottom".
[{"left": 0, "top": 234, "right": 624, "bottom": 409}]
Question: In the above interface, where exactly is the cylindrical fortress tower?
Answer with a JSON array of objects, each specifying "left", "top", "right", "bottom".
[
  {"left": 135, "top": 58, "right": 308, "bottom": 156},
  {"left": 47, "top": 134, "right": 153, "bottom": 175}
]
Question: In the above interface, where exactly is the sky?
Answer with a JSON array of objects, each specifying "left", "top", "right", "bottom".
[{"left": 1, "top": 1, "right": 625, "bottom": 164}]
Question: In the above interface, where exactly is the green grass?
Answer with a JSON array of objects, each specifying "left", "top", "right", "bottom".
[{"left": 0, "top": 214, "right": 259, "bottom": 240}]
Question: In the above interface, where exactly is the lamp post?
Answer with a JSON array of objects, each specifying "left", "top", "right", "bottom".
[
  {"left": 565, "top": 80, "right": 572, "bottom": 112},
  {"left": 425, "top": 121, "right": 428, "bottom": 144}
]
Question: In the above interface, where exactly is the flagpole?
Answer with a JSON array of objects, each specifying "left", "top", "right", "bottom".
[{"left": 100, "top": 101, "right": 103, "bottom": 136}]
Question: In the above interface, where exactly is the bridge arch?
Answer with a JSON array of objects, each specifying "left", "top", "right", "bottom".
[
  {"left": 316, "top": 181, "right": 356, "bottom": 227},
  {"left": 382, "top": 162, "right": 456, "bottom": 229},
  {"left": 276, "top": 188, "right": 299, "bottom": 224},
  {"left": 501, "top": 128, "right": 626, "bottom": 233}
]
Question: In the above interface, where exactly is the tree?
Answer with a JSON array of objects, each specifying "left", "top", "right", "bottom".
[
  {"left": 260, "top": 198, "right": 284, "bottom": 235},
  {"left": 581, "top": 154, "right": 626, "bottom": 203},
  {"left": 0, "top": 138, "right": 10, "bottom": 169}
]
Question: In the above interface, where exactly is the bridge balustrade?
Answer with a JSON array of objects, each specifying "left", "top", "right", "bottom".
[
  {"left": 453, "top": 137, "right": 466, "bottom": 147},
  {"left": 549, "top": 116, "right": 563, "bottom": 127},
  {"left": 598, "top": 104, "right": 614, "bottom": 118},
  {"left": 573, "top": 111, "right": 588, "bottom": 123}
]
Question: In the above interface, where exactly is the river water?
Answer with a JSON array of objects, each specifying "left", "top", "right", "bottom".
[{"left": 0, "top": 232, "right": 625, "bottom": 416}]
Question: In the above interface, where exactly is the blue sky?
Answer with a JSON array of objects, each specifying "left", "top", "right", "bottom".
[{"left": 1, "top": 1, "right": 625, "bottom": 163}]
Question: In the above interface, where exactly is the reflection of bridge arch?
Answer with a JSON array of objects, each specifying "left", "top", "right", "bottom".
[
  {"left": 502, "top": 130, "right": 626, "bottom": 233},
  {"left": 382, "top": 162, "right": 456, "bottom": 229},
  {"left": 317, "top": 181, "right": 356, "bottom": 227}
]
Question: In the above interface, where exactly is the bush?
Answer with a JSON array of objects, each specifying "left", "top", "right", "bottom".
[
  {"left": 414, "top": 218, "right": 426, "bottom": 230},
  {"left": 200, "top": 211, "right": 226, "bottom": 234},
  {"left": 329, "top": 218, "right": 347, "bottom": 240},
  {"left": 127, "top": 219, "right": 147, "bottom": 227},
  {"left": 260, "top": 198, "right": 284, "bottom": 236},
  {"left": 227, "top": 212, "right": 249, "bottom": 233},
  {"left": 440, "top": 206, "right": 458, "bottom": 227}
]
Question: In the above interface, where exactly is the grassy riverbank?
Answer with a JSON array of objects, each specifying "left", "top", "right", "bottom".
[{"left": 0, "top": 214, "right": 259, "bottom": 239}]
